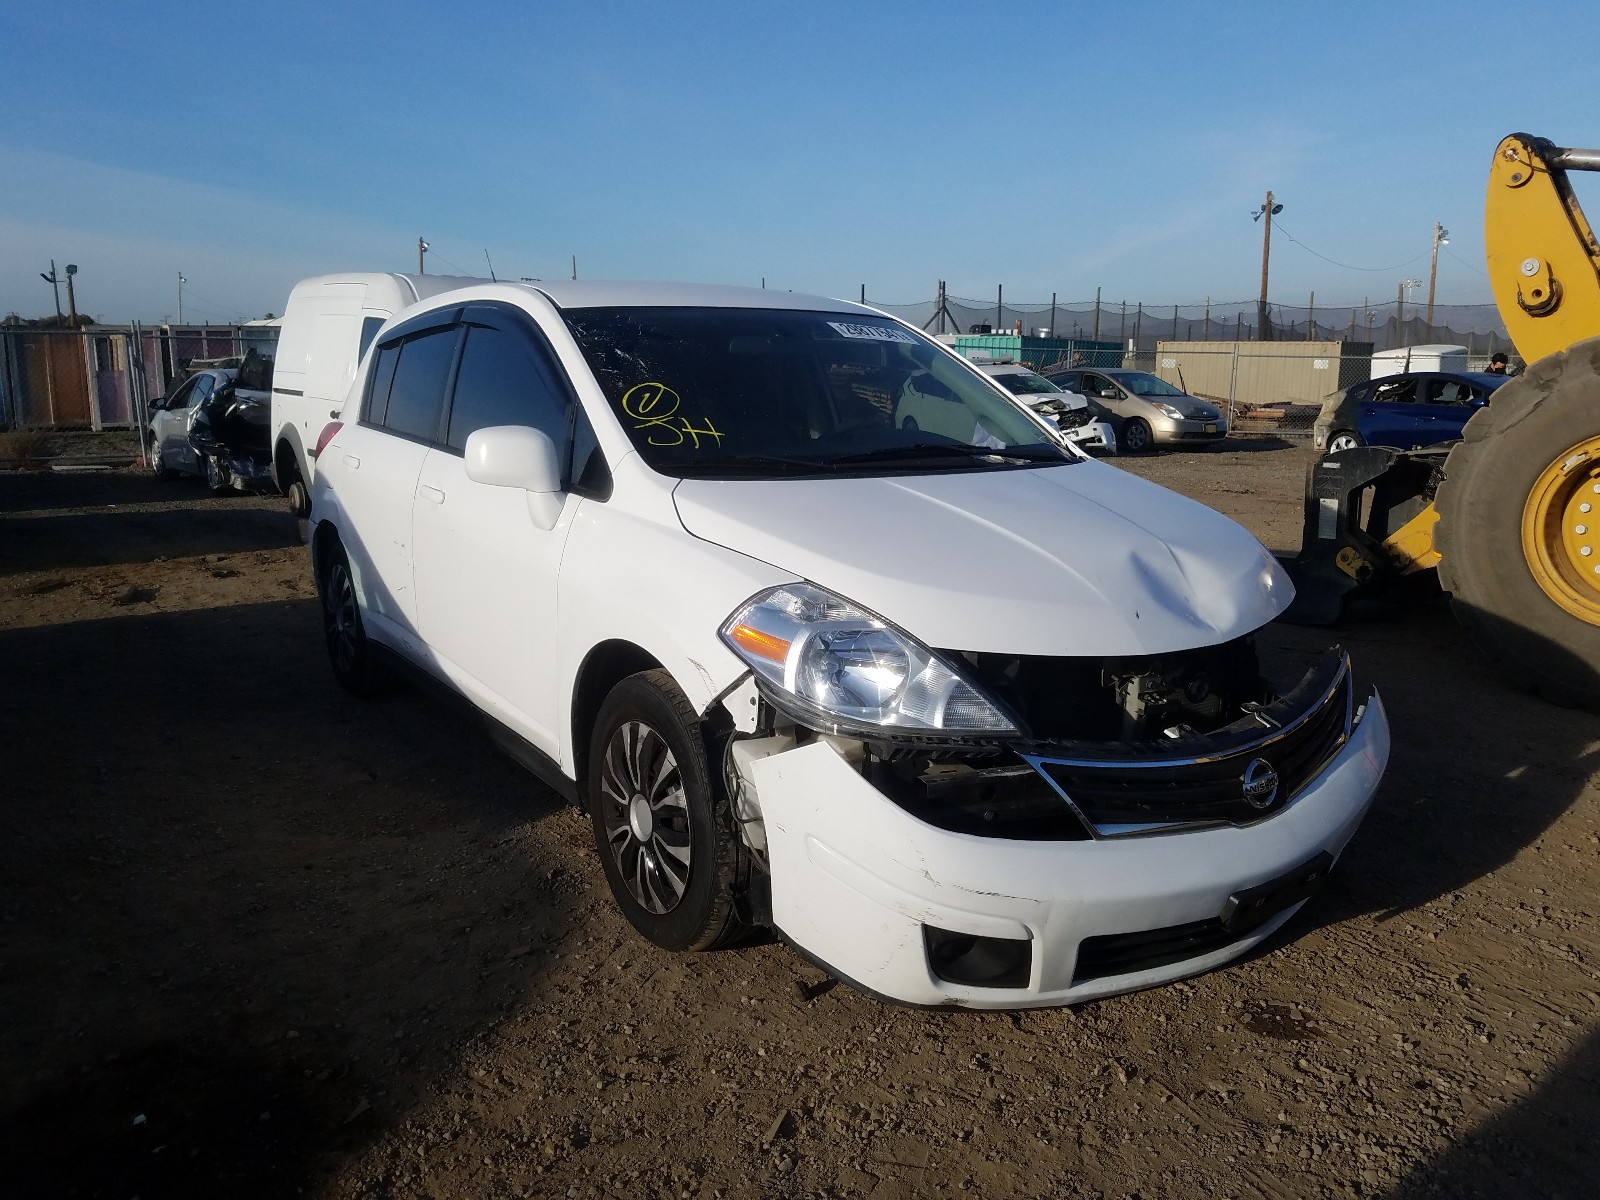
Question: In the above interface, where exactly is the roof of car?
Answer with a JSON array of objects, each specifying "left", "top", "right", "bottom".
[{"left": 411, "top": 277, "right": 870, "bottom": 315}]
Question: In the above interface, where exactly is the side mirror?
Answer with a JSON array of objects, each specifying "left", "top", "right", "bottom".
[
  {"left": 149, "top": 396, "right": 167, "bottom": 411},
  {"left": 464, "top": 425, "right": 562, "bottom": 492}
]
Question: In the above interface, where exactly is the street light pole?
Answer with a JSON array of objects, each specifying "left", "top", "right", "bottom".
[
  {"left": 1425, "top": 222, "right": 1450, "bottom": 336},
  {"left": 418, "top": 238, "right": 429, "bottom": 274},
  {"left": 177, "top": 273, "right": 186, "bottom": 324},
  {"left": 1397, "top": 278, "right": 1422, "bottom": 347},
  {"left": 65, "top": 264, "right": 78, "bottom": 326},
  {"left": 39, "top": 260, "right": 62, "bottom": 319}
]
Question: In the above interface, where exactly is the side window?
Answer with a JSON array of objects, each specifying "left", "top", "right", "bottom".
[
  {"left": 382, "top": 328, "right": 459, "bottom": 441},
  {"left": 1083, "top": 373, "right": 1113, "bottom": 398},
  {"left": 364, "top": 343, "right": 401, "bottom": 425},
  {"left": 164, "top": 377, "right": 199, "bottom": 409},
  {"left": 357, "top": 316, "right": 385, "bottom": 363},
  {"left": 446, "top": 324, "right": 568, "bottom": 451},
  {"left": 1373, "top": 379, "right": 1418, "bottom": 404},
  {"left": 188, "top": 375, "right": 216, "bottom": 407}
]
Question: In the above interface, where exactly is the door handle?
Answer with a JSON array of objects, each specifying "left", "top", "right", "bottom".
[
  {"left": 418, "top": 484, "right": 446, "bottom": 504},
  {"left": 343, "top": 454, "right": 361, "bottom": 469}
]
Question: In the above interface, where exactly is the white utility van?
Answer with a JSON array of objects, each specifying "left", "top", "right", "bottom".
[
  {"left": 271, "top": 274, "right": 476, "bottom": 529},
  {"left": 1369, "top": 344, "right": 1468, "bottom": 380}
]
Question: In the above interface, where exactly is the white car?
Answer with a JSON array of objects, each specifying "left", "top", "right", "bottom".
[
  {"left": 978, "top": 362, "right": 1117, "bottom": 455},
  {"left": 308, "top": 280, "right": 1388, "bottom": 1009},
  {"left": 147, "top": 367, "right": 235, "bottom": 489}
]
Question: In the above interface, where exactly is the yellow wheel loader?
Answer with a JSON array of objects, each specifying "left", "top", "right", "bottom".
[{"left": 1282, "top": 133, "right": 1600, "bottom": 706}]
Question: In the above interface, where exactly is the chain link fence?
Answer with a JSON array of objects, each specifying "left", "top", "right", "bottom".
[
  {"left": 873, "top": 293, "right": 1514, "bottom": 357},
  {"left": 1, "top": 324, "right": 276, "bottom": 435}
]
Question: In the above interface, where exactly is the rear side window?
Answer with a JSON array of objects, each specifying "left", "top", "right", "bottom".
[
  {"left": 446, "top": 325, "right": 568, "bottom": 451},
  {"left": 364, "top": 344, "right": 401, "bottom": 425},
  {"left": 382, "top": 328, "right": 459, "bottom": 441}
]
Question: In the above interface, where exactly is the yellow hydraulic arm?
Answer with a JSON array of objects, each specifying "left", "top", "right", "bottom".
[{"left": 1485, "top": 133, "right": 1600, "bottom": 365}]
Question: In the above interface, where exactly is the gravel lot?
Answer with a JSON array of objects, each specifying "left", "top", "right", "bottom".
[{"left": 2, "top": 445, "right": 1596, "bottom": 1199}]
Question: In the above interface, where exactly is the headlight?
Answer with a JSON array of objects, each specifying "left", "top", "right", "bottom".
[
  {"left": 719, "top": 583, "right": 1018, "bottom": 737},
  {"left": 1152, "top": 402, "right": 1185, "bottom": 420}
]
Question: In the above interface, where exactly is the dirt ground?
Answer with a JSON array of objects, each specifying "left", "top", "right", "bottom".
[{"left": 2, "top": 445, "right": 1596, "bottom": 1200}]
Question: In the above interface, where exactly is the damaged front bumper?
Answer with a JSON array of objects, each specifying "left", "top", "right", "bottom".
[{"left": 738, "top": 684, "right": 1388, "bottom": 1009}]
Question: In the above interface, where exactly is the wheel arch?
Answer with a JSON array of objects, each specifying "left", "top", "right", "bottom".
[
  {"left": 273, "top": 427, "right": 308, "bottom": 492},
  {"left": 569, "top": 640, "right": 667, "bottom": 791}
]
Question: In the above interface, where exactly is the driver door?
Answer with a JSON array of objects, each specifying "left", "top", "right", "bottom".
[{"left": 411, "top": 305, "right": 581, "bottom": 756}]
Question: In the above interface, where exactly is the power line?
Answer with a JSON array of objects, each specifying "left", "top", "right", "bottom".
[
  {"left": 1272, "top": 222, "right": 1432, "bottom": 273},
  {"left": 1443, "top": 245, "right": 1489, "bottom": 275}
]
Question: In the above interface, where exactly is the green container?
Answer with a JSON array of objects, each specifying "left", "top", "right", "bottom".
[{"left": 953, "top": 334, "right": 1123, "bottom": 372}]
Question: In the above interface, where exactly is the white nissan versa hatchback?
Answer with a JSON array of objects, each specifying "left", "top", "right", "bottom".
[{"left": 308, "top": 280, "right": 1389, "bottom": 1009}]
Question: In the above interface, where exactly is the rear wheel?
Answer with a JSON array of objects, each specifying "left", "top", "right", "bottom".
[
  {"left": 285, "top": 477, "right": 311, "bottom": 544},
  {"left": 202, "top": 454, "right": 230, "bottom": 495},
  {"left": 319, "top": 540, "right": 387, "bottom": 696},
  {"left": 1122, "top": 418, "right": 1154, "bottom": 454},
  {"left": 1436, "top": 336, "right": 1600, "bottom": 706},
  {"left": 587, "top": 670, "right": 749, "bottom": 951},
  {"left": 1326, "top": 430, "right": 1364, "bottom": 454}
]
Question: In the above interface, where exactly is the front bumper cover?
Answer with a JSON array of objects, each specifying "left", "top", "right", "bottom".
[{"left": 747, "top": 692, "right": 1388, "bottom": 1008}]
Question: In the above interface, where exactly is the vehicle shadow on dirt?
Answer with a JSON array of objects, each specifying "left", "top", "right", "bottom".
[
  {"left": 0, "top": 601, "right": 577, "bottom": 1198},
  {"left": 1255, "top": 598, "right": 1598, "bottom": 937},
  {"left": 1383, "top": 1022, "right": 1600, "bottom": 1198},
  {"left": 1, "top": 473, "right": 299, "bottom": 576}
]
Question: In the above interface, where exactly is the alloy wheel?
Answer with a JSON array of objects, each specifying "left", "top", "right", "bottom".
[{"left": 325, "top": 562, "right": 361, "bottom": 675}]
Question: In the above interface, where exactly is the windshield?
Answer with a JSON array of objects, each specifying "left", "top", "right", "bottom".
[
  {"left": 1115, "top": 372, "right": 1186, "bottom": 398},
  {"left": 990, "top": 369, "right": 1063, "bottom": 396},
  {"left": 563, "top": 308, "right": 1069, "bottom": 478}
]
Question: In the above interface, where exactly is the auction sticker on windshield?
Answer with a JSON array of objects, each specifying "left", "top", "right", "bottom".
[{"left": 827, "top": 322, "right": 918, "bottom": 343}]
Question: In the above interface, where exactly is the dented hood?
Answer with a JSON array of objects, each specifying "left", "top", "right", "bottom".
[{"left": 672, "top": 461, "right": 1292, "bottom": 657}]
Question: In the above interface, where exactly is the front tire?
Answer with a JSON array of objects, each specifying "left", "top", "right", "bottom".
[
  {"left": 149, "top": 436, "right": 173, "bottom": 480},
  {"left": 587, "top": 670, "right": 748, "bottom": 951},
  {"left": 1436, "top": 336, "right": 1600, "bottom": 707},
  {"left": 1122, "top": 418, "right": 1154, "bottom": 454}
]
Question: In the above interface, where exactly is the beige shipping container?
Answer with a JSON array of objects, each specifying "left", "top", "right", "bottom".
[{"left": 1151, "top": 341, "right": 1374, "bottom": 414}]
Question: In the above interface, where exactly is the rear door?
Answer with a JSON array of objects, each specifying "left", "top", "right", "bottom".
[
  {"left": 1418, "top": 376, "right": 1485, "bottom": 442},
  {"left": 411, "top": 304, "right": 582, "bottom": 755},
  {"left": 1359, "top": 376, "right": 1430, "bottom": 447},
  {"left": 335, "top": 316, "right": 461, "bottom": 647}
]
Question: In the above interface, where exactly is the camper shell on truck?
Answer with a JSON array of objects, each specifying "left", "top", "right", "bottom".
[{"left": 271, "top": 273, "right": 477, "bottom": 531}]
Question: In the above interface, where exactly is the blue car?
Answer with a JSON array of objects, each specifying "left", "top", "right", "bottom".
[{"left": 1314, "top": 371, "right": 1508, "bottom": 453}]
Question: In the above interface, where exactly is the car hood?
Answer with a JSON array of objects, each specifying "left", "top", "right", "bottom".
[
  {"left": 672, "top": 462, "right": 1291, "bottom": 656},
  {"left": 1026, "top": 390, "right": 1088, "bottom": 411}
]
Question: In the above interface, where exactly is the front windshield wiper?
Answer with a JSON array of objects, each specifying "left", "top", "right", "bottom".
[
  {"left": 674, "top": 453, "right": 836, "bottom": 475},
  {"left": 821, "top": 442, "right": 1066, "bottom": 466}
]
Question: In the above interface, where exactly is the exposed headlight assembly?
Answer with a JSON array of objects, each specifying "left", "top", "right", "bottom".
[{"left": 719, "top": 583, "right": 1018, "bottom": 737}]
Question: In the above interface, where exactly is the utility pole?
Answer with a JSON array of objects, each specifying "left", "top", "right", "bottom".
[
  {"left": 571, "top": 255, "right": 577, "bottom": 281},
  {"left": 1092, "top": 287, "right": 1101, "bottom": 340},
  {"left": 177, "top": 273, "right": 186, "bottom": 324},
  {"left": 65, "top": 264, "right": 79, "bottom": 325},
  {"left": 1426, "top": 222, "right": 1450, "bottom": 336},
  {"left": 1253, "top": 191, "right": 1282, "bottom": 341},
  {"left": 418, "top": 239, "right": 429, "bottom": 274},
  {"left": 40, "top": 260, "right": 62, "bottom": 319},
  {"left": 1307, "top": 291, "right": 1314, "bottom": 340}
]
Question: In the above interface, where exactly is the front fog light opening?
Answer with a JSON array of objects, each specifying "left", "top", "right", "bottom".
[{"left": 923, "top": 925, "right": 1032, "bottom": 989}]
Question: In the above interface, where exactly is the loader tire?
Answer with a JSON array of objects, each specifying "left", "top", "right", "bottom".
[{"left": 1435, "top": 336, "right": 1600, "bottom": 708}]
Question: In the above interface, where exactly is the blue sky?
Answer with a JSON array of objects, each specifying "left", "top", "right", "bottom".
[{"left": 2, "top": 0, "right": 1597, "bottom": 323}]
